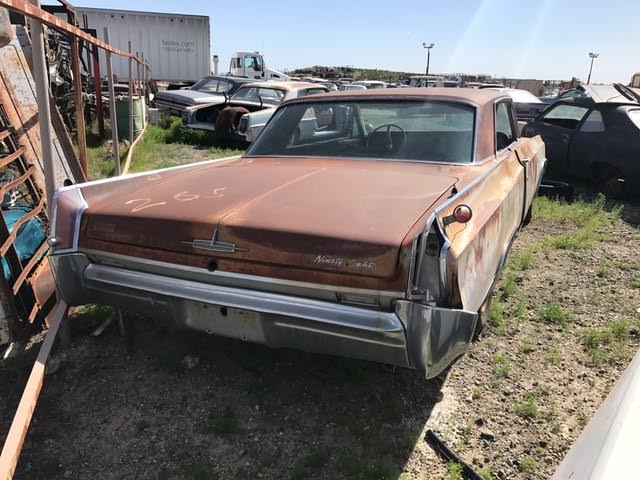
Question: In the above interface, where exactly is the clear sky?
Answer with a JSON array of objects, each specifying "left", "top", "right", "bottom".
[{"left": 44, "top": 0, "right": 637, "bottom": 83}]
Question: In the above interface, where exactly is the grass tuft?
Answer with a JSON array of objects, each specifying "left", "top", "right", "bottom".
[
  {"left": 515, "top": 393, "right": 539, "bottom": 419},
  {"left": 538, "top": 302, "right": 572, "bottom": 329}
]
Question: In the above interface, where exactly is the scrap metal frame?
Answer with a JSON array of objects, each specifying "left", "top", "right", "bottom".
[{"left": 0, "top": 1, "right": 152, "bottom": 477}]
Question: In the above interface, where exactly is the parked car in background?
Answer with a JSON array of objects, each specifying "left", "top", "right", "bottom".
[
  {"left": 352, "top": 80, "right": 387, "bottom": 89},
  {"left": 339, "top": 84, "right": 366, "bottom": 91},
  {"left": 540, "top": 86, "right": 589, "bottom": 105},
  {"left": 487, "top": 87, "right": 546, "bottom": 121},
  {"left": 409, "top": 75, "right": 444, "bottom": 87},
  {"left": 183, "top": 81, "right": 329, "bottom": 142},
  {"left": 49, "top": 88, "right": 545, "bottom": 379},
  {"left": 522, "top": 83, "right": 640, "bottom": 197},
  {"left": 322, "top": 82, "right": 339, "bottom": 91},
  {"left": 464, "top": 82, "right": 504, "bottom": 89},
  {"left": 154, "top": 75, "right": 253, "bottom": 116}
]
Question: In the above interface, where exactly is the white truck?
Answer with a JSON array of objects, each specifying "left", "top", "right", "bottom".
[{"left": 229, "top": 51, "right": 290, "bottom": 81}]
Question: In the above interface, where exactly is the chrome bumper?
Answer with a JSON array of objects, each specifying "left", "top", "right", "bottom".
[{"left": 50, "top": 253, "right": 477, "bottom": 379}]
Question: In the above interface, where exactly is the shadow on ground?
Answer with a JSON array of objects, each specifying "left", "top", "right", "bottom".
[{"left": 4, "top": 314, "right": 447, "bottom": 480}]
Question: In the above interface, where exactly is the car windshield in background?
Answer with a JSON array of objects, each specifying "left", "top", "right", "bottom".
[
  {"left": 231, "top": 87, "right": 285, "bottom": 105},
  {"left": 247, "top": 100, "right": 476, "bottom": 163}
]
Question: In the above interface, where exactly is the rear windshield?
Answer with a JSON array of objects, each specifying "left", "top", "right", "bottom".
[{"left": 247, "top": 100, "right": 476, "bottom": 163}]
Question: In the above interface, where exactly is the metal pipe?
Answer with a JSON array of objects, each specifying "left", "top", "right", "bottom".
[
  {"left": 128, "top": 40, "right": 133, "bottom": 142},
  {"left": 104, "top": 27, "right": 120, "bottom": 176},
  {"left": 69, "top": 12, "right": 87, "bottom": 178},
  {"left": 140, "top": 52, "right": 146, "bottom": 126},
  {"left": 92, "top": 44, "right": 104, "bottom": 137},
  {"left": 27, "top": 0, "right": 55, "bottom": 218}
]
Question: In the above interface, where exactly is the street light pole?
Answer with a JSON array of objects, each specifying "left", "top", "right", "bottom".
[
  {"left": 587, "top": 52, "right": 599, "bottom": 85},
  {"left": 422, "top": 42, "right": 434, "bottom": 76}
]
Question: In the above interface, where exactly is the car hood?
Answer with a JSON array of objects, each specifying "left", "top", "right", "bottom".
[{"left": 80, "top": 157, "right": 458, "bottom": 282}]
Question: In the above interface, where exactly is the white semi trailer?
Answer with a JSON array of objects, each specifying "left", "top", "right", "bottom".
[{"left": 76, "top": 7, "right": 210, "bottom": 83}]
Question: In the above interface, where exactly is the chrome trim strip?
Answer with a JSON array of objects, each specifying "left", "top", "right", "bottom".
[
  {"left": 54, "top": 155, "right": 241, "bottom": 192},
  {"left": 241, "top": 154, "right": 475, "bottom": 167},
  {"left": 79, "top": 249, "right": 404, "bottom": 301},
  {"left": 49, "top": 187, "right": 87, "bottom": 254},
  {"left": 84, "top": 263, "right": 404, "bottom": 334}
]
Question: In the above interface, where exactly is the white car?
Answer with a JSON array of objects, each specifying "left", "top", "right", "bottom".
[
  {"left": 236, "top": 82, "right": 329, "bottom": 143},
  {"left": 184, "top": 81, "right": 329, "bottom": 143}
]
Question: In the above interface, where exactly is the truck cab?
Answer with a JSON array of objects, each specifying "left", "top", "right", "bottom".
[{"left": 229, "top": 51, "right": 290, "bottom": 81}]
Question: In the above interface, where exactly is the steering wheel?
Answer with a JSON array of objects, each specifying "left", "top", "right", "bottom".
[{"left": 365, "top": 123, "right": 407, "bottom": 154}]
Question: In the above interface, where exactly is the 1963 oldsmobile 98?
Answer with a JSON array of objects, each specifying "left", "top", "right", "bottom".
[{"left": 48, "top": 89, "right": 545, "bottom": 378}]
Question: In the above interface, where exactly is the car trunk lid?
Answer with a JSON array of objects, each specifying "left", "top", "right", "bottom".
[{"left": 81, "top": 157, "right": 457, "bottom": 280}]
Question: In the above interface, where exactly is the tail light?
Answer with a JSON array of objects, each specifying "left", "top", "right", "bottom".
[
  {"left": 453, "top": 204, "right": 472, "bottom": 223},
  {"left": 47, "top": 187, "right": 87, "bottom": 253}
]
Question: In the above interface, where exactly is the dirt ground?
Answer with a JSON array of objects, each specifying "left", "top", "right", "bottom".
[{"left": 1, "top": 195, "right": 639, "bottom": 480}]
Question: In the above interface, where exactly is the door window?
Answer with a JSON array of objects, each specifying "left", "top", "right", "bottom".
[
  {"left": 579, "top": 110, "right": 605, "bottom": 132},
  {"left": 194, "top": 78, "right": 218, "bottom": 92},
  {"left": 541, "top": 104, "right": 589, "bottom": 129},
  {"left": 495, "top": 101, "right": 515, "bottom": 151},
  {"left": 217, "top": 80, "right": 231, "bottom": 93}
]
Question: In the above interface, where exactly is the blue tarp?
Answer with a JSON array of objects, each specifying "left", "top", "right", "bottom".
[{"left": 1, "top": 208, "right": 47, "bottom": 281}]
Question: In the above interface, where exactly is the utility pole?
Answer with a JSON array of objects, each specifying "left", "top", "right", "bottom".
[
  {"left": 422, "top": 42, "right": 434, "bottom": 76},
  {"left": 587, "top": 52, "right": 599, "bottom": 85}
]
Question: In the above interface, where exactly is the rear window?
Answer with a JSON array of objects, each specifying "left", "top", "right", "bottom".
[
  {"left": 247, "top": 100, "right": 476, "bottom": 163},
  {"left": 541, "top": 104, "right": 590, "bottom": 130},
  {"left": 231, "top": 87, "right": 285, "bottom": 105}
]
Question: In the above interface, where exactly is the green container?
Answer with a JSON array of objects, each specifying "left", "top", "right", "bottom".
[{"left": 115, "top": 98, "right": 143, "bottom": 141}]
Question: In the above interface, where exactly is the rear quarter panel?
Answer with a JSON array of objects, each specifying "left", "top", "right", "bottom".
[{"left": 437, "top": 152, "right": 526, "bottom": 312}]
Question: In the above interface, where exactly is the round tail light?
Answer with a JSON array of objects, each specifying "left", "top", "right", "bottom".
[{"left": 453, "top": 204, "right": 472, "bottom": 223}]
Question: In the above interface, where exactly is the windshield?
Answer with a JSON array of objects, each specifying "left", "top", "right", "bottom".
[
  {"left": 247, "top": 100, "right": 476, "bottom": 163},
  {"left": 231, "top": 86, "right": 285, "bottom": 105}
]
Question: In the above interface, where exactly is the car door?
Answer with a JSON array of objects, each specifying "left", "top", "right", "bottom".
[
  {"left": 523, "top": 102, "right": 590, "bottom": 176},
  {"left": 511, "top": 102, "right": 545, "bottom": 212},
  {"left": 565, "top": 107, "right": 607, "bottom": 178}
]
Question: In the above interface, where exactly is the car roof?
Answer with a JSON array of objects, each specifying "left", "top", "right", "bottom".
[
  {"left": 283, "top": 87, "right": 508, "bottom": 107},
  {"left": 202, "top": 75, "right": 253, "bottom": 82},
  {"left": 576, "top": 84, "right": 640, "bottom": 105},
  {"left": 240, "top": 81, "right": 326, "bottom": 90}
]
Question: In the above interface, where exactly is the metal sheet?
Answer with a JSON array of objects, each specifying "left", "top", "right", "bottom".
[{"left": 0, "top": 25, "right": 83, "bottom": 187}]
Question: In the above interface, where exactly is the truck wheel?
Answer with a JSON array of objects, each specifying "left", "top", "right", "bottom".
[
  {"left": 601, "top": 167, "right": 625, "bottom": 199},
  {"left": 522, "top": 205, "right": 533, "bottom": 227},
  {"left": 473, "top": 293, "right": 493, "bottom": 340}
]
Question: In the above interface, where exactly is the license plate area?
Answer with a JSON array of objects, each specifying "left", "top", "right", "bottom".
[{"left": 185, "top": 302, "right": 264, "bottom": 342}]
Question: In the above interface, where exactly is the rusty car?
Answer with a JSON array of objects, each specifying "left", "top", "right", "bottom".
[
  {"left": 48, "top": 88, "right": 545, "bottom": 379},
  {"left": 153, "top": 75, "right": 254, "bottom": 116},
  {"left": 182, "top": 81, "right": 329, "bottom": 143}
]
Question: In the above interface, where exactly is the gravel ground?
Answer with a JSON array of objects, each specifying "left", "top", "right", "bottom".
[{"left": 1, "top": 195, "right": 639, "bottom": 480}]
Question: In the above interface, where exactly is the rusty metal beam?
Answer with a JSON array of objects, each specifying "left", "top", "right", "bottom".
[
  {"left": 0, "top": 126, "right": 13, "bottom": 140},
  {"left": 103, "top": 27, "right": 119, "bottom": 176},
  {"left": 0, "top": 301, "right": 68, "bottom": 480},
  {"left": 69, "top": 20, "right": 87, "bottom": 178},
  {"left": 92, "top": 44, "right": 104, "bottom": 138},
  {"left": 0, "top": 165, "right": 35, "bottom": 198},
  {"left": 0, "top": 146, "right": 25, "bottom": 168},
  {"left": 11, "top": 241, "right": 47, "bottom": 295},
  {"left": 0, "top": 0, "right": 147, "bottom": 65}
]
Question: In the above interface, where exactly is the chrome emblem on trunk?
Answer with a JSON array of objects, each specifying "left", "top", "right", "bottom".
[{"left": 183, "top": 229, "right": 247, "bottom": 253}]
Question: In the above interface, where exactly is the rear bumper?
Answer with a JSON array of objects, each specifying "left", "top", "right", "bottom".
[{"left": 50, "top": 253, "right": 477, "bottom": 378}]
